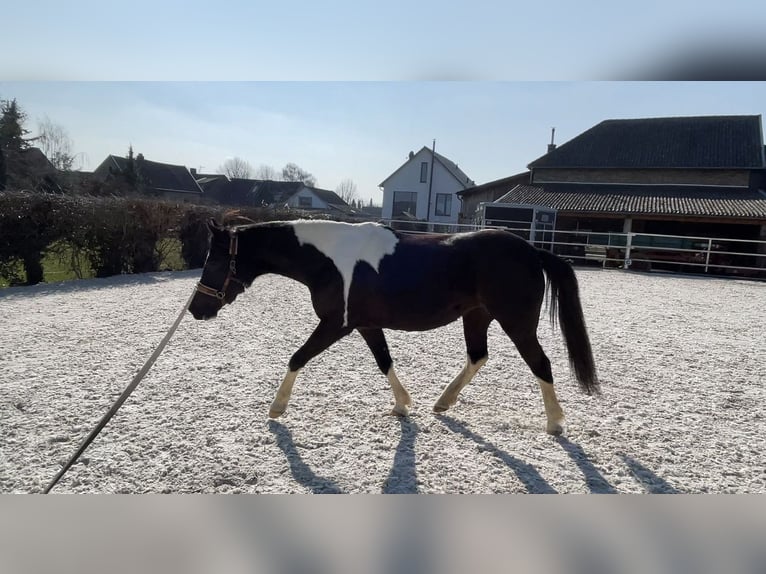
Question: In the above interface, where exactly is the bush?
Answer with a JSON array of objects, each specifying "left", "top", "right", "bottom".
[
  {"left": 0, "top": 191, "right": 346, "bottom": 286},
  {"left": 0, "top": 192, "right": 59, "bottom": 285}
]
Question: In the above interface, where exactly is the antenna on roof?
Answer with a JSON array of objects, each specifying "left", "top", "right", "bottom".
[{"left": 547, "top": 127, "right": 556, "bottom": 153}]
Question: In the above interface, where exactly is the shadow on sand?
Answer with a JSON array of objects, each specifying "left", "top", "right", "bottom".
[
  {"left": 437, "top": 414, "right": 558, "bottom": 493},
  {"left": 267, "top": 417, "right": 680, "bottom": 495},
  {"left": 0, "top": 270, "right": 198, "bottom": 300},
  {"left": 382, "top": 417, "right": 420, "bottom": 494},
  {"left": 619, "top": 452, "right": 682, "bottom": 493},
  {"left": 267, "top": 420, "right": 344, "bottom": 494},
  {"left": 555, "top": 436, "right": 618, "bottom": 494}
]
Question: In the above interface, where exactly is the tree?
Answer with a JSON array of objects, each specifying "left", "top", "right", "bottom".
[
  {"left": 335, "top": 178, "right": 358, "bottom": 205},
  {"left": 281, "top": 162, "right": 316, "bottom": 187},
  {"left": 253, "top": 163, "right": 279, "bottom": 180},
  {"left": 124, "top": 145, "right": 140, "bottom": 189},
  {"left": 219, "top": 157, "right": 253, "bottom": 179},
  {"left": 0, "top": 98, "right": 32, "bottom": 152},
  {"left": 0, "top": 147, "right": 6, "bottom": 190},
  {"left": 37, "top": 115, "right": 76, "bottom": 170}
]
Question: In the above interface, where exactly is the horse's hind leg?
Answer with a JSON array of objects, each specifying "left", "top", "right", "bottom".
[
  {"left": 269, "top": 320, "right": 352, "bottom": 418},
  {"left": 500, "top": 319, "right": 565, "bottom": 435},
  {"left": 433, "top": 308, "right": 492, "bottom": 413},
  {"left": 357, "top": 328, "right": 411, "bottom": 416}
]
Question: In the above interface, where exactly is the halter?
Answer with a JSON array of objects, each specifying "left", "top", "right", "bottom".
[{"left": 196, "top": 230, "right": 245, "bottom": 302}]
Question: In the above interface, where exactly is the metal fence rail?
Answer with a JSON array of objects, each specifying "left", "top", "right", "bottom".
[{"left": 381, "top": 219, "right": 766, "bottom": 279}]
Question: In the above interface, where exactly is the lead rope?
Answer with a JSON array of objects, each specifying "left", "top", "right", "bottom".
[{"left": 43, "top": 288, "right": 196, "bottom": 494}]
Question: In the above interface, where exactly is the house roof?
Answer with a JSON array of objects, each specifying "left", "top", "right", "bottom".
[
  {"left": 105, "top": 155, "right": 202, "bottom": 194},
  {"left": 251, "top": 180, "right": 306, "bottom": 205},
  {"left": 379, "top": 146, "right": 475, "bottom": 188},
  {"left": 528, "top": 115, "right": 765, "bottom": 170},
  {"left": 456, "top": 171, "right": 530, "bottom": 198},
  {"left": 196, "top": 177, "right": 351, "bottom": 208},
  {"left": 495, "top": 183, "right": 766, "bottom": 219},
  {"left": 433, "top": 150, "right": 475, "bottom": 187},
  {"left": 306, "top": 186, "right": 348, "bottom": 207}
]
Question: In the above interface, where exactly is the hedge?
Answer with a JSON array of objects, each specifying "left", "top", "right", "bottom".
[{"left": 0, "top": 191, "right": 313, "bottom": 286}]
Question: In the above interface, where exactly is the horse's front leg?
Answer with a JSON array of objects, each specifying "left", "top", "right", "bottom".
[
  {"left": 357, "top": 327, "right": 411, "bottom": 416},
  {"left": 269, "top": 320, "right": 352, "bottom": 418}
]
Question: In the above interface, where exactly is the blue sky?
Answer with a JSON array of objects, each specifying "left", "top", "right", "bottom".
[
  {"left": 4, "top": 0, "right": 766, "bottom": 80},
  {"left": 3, "top": 1, "right": 766, "bottom": 202},
  {"left": 2, "top": 82, "right": 765, "bottom": 203}
]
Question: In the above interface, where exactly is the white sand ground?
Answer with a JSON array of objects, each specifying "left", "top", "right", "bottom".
[{"left": 1, "top": 267, "right": 764, "bottom": 493}]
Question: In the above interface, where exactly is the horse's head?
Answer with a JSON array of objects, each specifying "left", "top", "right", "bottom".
[{"left": 188, "top": 219, "right": 248, "bottom": 320}]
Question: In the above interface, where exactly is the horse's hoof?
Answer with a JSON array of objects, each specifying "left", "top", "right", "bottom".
[
  {"left": 546, "top": 422, "right": 565, "bottom": 435},
  {"left": 390, "top": 405, "right": 410, "bottom": 417},
  {"left": 269, "top": 406, "right": 285, "bottom": 418},
  {"left": 432, "top": 402, "right": 449, "bottom": 413}
]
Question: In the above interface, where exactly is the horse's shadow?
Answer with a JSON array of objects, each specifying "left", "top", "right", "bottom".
[
  {"left": 268, "top": 417, "right": 680, "bottom": 495},
  {"left": 382, "top": 417, "right": 420, "bottom": 494},
  {"left": 267, "top": 420, "right": 344, "bottom": 494},
  {"left": 268, "top": 416, "right": 420, "bottom": 494},
  {"left": 554, "top": 436, "right": 618, "bottom": 494},
  {"left": 618, "top": 452, "right": 682, "bottom": 493},
  {"left": 437, "top": 414, "right": 558, "bottom": 493}
]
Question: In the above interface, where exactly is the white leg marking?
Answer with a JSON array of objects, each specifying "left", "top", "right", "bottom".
[
  {"left": 387, "top": 367, "right": 412, "bottom": 416},
  {"left": 269, "top": 369, "right": 299, "bottom": 418},
  {"left": 538, "top": 378, "right": 565, "bottom": 435},
  {"left": 434, "top": 354, "right": 487, "bottom": 412}
]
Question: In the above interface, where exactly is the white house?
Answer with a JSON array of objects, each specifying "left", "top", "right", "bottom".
[{"left": 379, "top": 146, "right": 475, "bottom": 224}]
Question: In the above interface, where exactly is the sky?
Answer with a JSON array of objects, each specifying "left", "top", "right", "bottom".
[
  {"left": 2, "top": 1, "right": 766, "bottom": 204},
  {"left": 2, "top": 82, "right": 765, "bottom": 204}
]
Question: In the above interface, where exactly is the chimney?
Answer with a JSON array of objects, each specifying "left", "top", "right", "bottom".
[
  {"left": 190, "top": 167, "right": 197, "bottom": 176},
  {"left": 408, "top": 151, "right": 415, "bottom": 159},
  {"left": 547, "top": 127, "right": 556, "bottom": 153}
]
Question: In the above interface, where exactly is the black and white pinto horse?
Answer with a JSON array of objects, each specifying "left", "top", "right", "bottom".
[{"left": 189, "top": 219, "right": 599, "bottom": 434}]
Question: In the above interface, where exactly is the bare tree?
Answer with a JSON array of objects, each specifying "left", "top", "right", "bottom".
[
  {"left": 253, "top": 164, "right": 279, "bottom": 180},
  {"left": 281, "top": 162, "right": 316, "bottom": 187},
  {"left": 219, "top": 157, "right": 253, "bottom": 179},
  {"left": 37, "top": 116, "right": 76, "bottom": 170},
  {"left": 335, "top": 178, "right": 358, "bottom": 205}
]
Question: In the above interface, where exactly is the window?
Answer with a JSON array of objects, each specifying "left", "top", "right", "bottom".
[
  {"left": 420, "top": 162, "right": 428, "bottom": 183},
  {"left": 435, "top": 193, "right": 452, "bottom": 216},
  {"left": 298, "top": 196, "right": 312, "bottom": 207},
  {"left": 393, "top": 191, "right": 417, "bottom": 217}
]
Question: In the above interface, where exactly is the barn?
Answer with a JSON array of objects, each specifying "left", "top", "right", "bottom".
[{"left": 495, "top": 115, "right": 766, "bottom": 275}]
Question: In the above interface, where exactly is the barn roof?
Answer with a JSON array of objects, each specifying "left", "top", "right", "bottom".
[
  {"left": 528, "top": 115, "right": 765, "bottom": 170},
  {"left": 496, "top": 183, "right": 766, "bottom": 219}
]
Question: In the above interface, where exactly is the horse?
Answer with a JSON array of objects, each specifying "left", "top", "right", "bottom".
[{"left": 188, "top": 218, "right": 599, "bottom": 434}]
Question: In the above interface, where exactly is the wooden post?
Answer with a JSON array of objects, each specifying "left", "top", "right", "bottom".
[{"left": 623, "top": 218, "right": 633, "bottom": 269}]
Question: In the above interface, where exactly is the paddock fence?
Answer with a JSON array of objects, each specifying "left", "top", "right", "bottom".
[{"left": 381, "top": 219, "right": 766, "bottom": 280}]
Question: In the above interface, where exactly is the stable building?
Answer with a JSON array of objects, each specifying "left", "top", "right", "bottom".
[{"left": 496, "top": 115, "right": 766, "bottom": 274}]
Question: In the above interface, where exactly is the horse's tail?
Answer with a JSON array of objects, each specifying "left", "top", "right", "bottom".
[{"left": 537, "top": 249, "right": 600, "bottom": 395}]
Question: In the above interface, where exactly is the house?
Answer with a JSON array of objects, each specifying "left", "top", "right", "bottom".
[
  {"left": 494, "top": 114, "right": 766, "bottom": 272},
  {"left": 518, "top": 115, "right": 766, "bottom": 236},
  {"left": 456, "top": 171, "right": 531, "bottom": 223},
  {"left": 93, "top": 154, "right": 203, "bottom": 201},
  {"left": 2, "top": 147, "right": 62, "bottom": 193},
  {"left": 196, "top": 176, "right": 356, "bottom": 216},
  {"left": 379, "top": 145, "right": 475, "bottom": 224}
]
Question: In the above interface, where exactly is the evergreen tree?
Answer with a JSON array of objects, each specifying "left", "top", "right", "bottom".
[
  {"left": 0, "top": 147, "right": 6, "bottom": 190},
  {"left": 0, "top": 98, "right": 31, "bottom": 152},
  {"left": 124, "top": 145, "right": 140, "bottom": 189}
]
